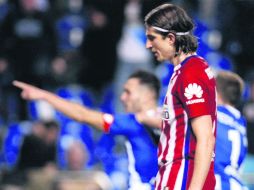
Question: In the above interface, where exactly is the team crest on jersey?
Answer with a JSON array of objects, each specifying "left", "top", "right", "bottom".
[
  {"left": 184, "top": 83, "right": 205, "bottom": 105},
  {"left": 162, "top": 104, "right": 171, "bottom": 121}
]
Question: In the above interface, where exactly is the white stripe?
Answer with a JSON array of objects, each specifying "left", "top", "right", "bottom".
[
  {"left": 174, "top": 159, "right": 186, "bottom": 189},
  {"left": 155, "top": 171, "right": 161, "bottom": 189},
  {"left": 217, "top": 111, "right": 246, "bottom": 135},
  {"left": 165, "top": 117, "right": 177, "bottom": 162},
  {"left": 174, "top": 105, "right": 188, "bottom": 189},
  {"left": 225, "top": 105, "right": 241, "bottom": 119},
  {"left": 165, "top": 73, "right": 178, "bottom": 162},
  {"left": 125, "top": 141, "right": 151, "bottom": 190},
  {"left": 157, "top": 72, "right": 179, "bottom": 189},
  {"left": 229, "top": 178, "right": 242, "bottom": 190},
  {"left": 159, "top": 162, "right": 173, "bottom": 189},
  {"left": 215, "top": 174, "right": 222, "bottom": 190},
  {"left": 158, "top": 132, "right": 167, "bottom": 162},
  {"left": 182, "top": 110, "right": 188, "bottom": 158}
]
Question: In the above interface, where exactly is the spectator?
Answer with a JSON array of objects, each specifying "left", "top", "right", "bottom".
[
  {"left": 43, "top": 54, "right": 82, "bottom": 91},
  {"left": 65, "top": 140, "right": 89, "bottom": 171},
  {"left": 53, "top": 170, "right": 112, "bottom": 190},
  {"left": 79, "top": 0, "right": 125, "bottom": 93},
  {"left": 0, "top": 57, "right": 17, "bottom": 124},
  {"left": 0, "top": 0, "right": 9, "bottom": 24},
  {"left": 243, "top": 74, "right": 254, "bottom": 155},
  {"left": 16, "top": 120, "right": 59, "bottom": 170},
  {"left": 54, "top": 0, "right": 88, "bottom": 54},
  {"left": 55, "top": 135, "right": 112, "bottom": 190},
  {"left": 0, "top": 0, "right": 57, "bottom": 84},
  {"left": 0, "top": 0, "right": 57, "bottom": 120},
  {"left": 0, "top": 120, "right": 59, "bottom": 189},
  {"left": 114, "top": 0, "right": 155, "bottom": 112}
]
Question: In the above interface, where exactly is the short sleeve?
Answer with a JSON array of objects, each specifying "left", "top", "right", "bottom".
[
  {"left": 176, "top": 66, "right": 216, "bottom": 119},
  {"left": 105, "top": 114, "right": 139, "bottom": 135}
]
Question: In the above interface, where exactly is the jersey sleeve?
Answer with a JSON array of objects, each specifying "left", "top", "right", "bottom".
[
  {"left": 102, "top": 113, "right": 139, "bottom": 135},
  {"left": 102, "top": 113, "right": 114, "bottom": 133},
  {"left": 177, "top": 65, "right": 216, "bottom": 119}
]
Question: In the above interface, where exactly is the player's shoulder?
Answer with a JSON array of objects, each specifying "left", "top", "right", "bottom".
[
  {"left": 113, "top": 113, "right": 136, "bottom": 124},
  {"left": 180, "top": 55, "right": 215, "bottom": 82},
  {"left": 183, "top": 55, "right": 209, "bottom": 71}
]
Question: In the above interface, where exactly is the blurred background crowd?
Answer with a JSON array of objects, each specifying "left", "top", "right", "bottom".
[{"left": 0, "top": 0, "right": 253, "bottom": 189}]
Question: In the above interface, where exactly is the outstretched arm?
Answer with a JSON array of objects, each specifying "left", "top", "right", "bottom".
[{"left": 13, "top": 81, "right": 106, "bottom": 131}]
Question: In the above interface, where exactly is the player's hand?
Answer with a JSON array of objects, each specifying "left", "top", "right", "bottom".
[
  {"left": 137, "top": 107, "right": 162, "bottom": 128},
  {"left": 13, "top": 80, "right": 45, "bottom": 100}
]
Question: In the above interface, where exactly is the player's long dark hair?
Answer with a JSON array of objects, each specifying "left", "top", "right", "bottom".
[{"left": 145, "top": 3, "right": 198, "bottom": 54}]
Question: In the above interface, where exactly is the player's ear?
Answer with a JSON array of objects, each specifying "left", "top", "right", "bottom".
[{"left": 167, "top": 33, "right": 176, "bottom": 44}]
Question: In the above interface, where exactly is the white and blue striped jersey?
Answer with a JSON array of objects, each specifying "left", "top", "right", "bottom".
[
  {"left": 215, "top": 105, "right": 248, "bottom": 190},
  {"left": 106, "top": 113, "right": 158, "bottom": 190}
]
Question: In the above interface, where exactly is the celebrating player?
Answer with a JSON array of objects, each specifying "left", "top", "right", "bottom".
[{"left": 13, "top": 70, "right": 160, "bottom": 190}]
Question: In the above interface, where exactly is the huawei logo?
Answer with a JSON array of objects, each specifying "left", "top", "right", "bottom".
[{"left": 184, "top": 83, "right": 203, "bottom": 100}]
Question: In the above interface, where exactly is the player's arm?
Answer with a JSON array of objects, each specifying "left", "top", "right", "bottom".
[
  {"left": 13, "top": 81, "right": 108, "bottom": 131},
  {"left": 188, "top": 115, "right": 215, "bottom": 190}
]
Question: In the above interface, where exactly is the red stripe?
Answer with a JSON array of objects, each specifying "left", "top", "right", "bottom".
[
  {"left": 156, "top": 165, "right": 166, "bottom": 190},
  {"left": 161, "top": 121, "right": 171, "bottom": 161},
  {"left": 166, "top": 93, "right": 186, "bottom": 189},
  {"left": 167, "top": 160, "right": 182, "bottom": 189}
]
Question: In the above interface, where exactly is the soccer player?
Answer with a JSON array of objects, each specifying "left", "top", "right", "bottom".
[
  {"left": 13, "top": 70, "right": 160, "bottom": 190},
  {"left": 144, "top": 3, "right": 217, "bottom": 190},
  {"left": 215, "top": 71, "right": 248, "bottom": 190}
]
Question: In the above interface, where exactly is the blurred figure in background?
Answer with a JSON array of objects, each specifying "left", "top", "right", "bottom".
[
  {"left": 114, "top": 0, "right": 155, "bottom": 112},
  {"left": 241, "top": 73, "right": 254, "bottom": 189},
  {"left": 13, "top": 70, "right": 160, "bottom": 190},
  {"left": 215, "top": 71, "right": 248, "bottom": 190},
  {"left": 79, "top": 0, "right": 125, "bottom": 93},
  {"left": 0, "top": 0, "right": 9, "bottom": 24},
  {"left": 54, "top": 0, "right": 88, "bottom": 54},
  {"left": 0, "top": 57, "right": 17, "bottom": 124},
  {"left": 242, "top": 73, "right": 254, "bottom": 155},
  {"left": 54, "top": 140, "right": 112, "bottom": 190},
  {"left": 25, "top": 120, "right": 59, "bottom": 190},
  {"left": 53, "top": 0, "right": 88, "bottom": 82},
  {"left": 0, "top": 0, "right": 57, "bottom": 120},
  {"left": 53, "top": 170, "right": 113, "bottom": 190},
  {"left": 1, "top": 120, "right": 59, "bottom": 189},
  {"left": 0, "top": 0, "right": 56, "bottom": 84},
  {"left": 19, "top": 120, "right": 58, "bottom": 169},
  {"left": 43, "top": 54, "right": 82, "bottom": 91},
  {"left": 65, "top": 140, "right": 89, "bottom": 171}
]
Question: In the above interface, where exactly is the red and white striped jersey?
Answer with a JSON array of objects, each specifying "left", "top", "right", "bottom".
[{"left": 155, "top": 55, "right": 217, "bottom": 190}]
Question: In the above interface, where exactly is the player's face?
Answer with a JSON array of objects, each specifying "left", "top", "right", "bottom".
[
  {"left": 146, "top": 27, "right": 175, "bottom": 62},
  {"left": 121, "top": 78, "right": 144, "bottom": 113}
]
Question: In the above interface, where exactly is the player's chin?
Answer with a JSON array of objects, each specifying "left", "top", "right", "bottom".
[
  {"left": 124, "top": 106, "right": 131, "bottom": 113},
  {"left": 156, "top": 56, "right": 164, "bottom": 62}
]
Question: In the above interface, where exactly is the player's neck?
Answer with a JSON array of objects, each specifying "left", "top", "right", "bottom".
[
  {"left": 171, "top": 52, "right": 196, "bottom": 66},
  {"left": 140, "top": 102, "right": 157, "bottom": 113},
  {"left": 136, "top": 104, "right": 161, "bottom": 126}
]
